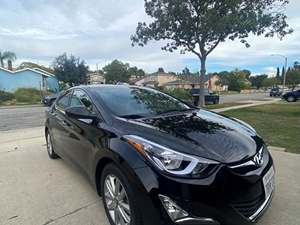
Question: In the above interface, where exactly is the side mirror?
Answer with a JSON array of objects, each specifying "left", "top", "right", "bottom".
[{"left": 65, "top": 106, "right": 97, "bottom": 124}]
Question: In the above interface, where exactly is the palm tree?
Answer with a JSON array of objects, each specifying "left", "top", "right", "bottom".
[{"left": 0, "top": 51, "right": 17, "bottom": 68}]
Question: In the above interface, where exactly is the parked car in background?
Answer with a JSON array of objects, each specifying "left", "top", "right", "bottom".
[
  {"left": 45, "top": 85, "right": 274, "bottom": 225},
  {"left": 269, "top": 87, "right": 282, "bottom": 97},
  {"left": 282, "top": 89, "right": 300, "bottom": 102},
  {"left": 42, "top": 93, "right": 59, "bottom": 106},
  {"left": 190, "top": 88, "right": 220, "bottom": 105}
]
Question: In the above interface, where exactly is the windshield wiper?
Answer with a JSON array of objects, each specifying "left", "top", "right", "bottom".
[
  {"left": 158, "top": 108, "right": 197, "bottom": 115},
  {"left": 121, "top": 114, "right": 146, "bottom": 119}
]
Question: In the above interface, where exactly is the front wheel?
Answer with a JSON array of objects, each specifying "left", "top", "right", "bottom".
[
  {"left": 101, "top": 164, "right": 142, "bottom": 225},
  {"left": 287, "top": 96, "right": 296, "bottom": 102},
  {"left": 46, "top": 131, "right": 59, "bottom": 159}
]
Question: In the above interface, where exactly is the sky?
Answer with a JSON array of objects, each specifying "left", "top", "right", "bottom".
[{"left": 0, "top": 0, "right": 299, "bottom": 76}]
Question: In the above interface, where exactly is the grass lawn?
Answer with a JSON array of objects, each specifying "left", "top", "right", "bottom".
[
  {"left": 222, "top": 102, "right": 300, "bottom": 154},
  {"left": 204, "top": 102, "right": 248, "bottom": 110},
  {"left": 218, "top": 91, "right": 240, "bottom": 95}
]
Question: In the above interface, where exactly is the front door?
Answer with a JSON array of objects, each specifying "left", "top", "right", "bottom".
[{"left": 62, "top": 89, "right": 98, "bottom": 174}]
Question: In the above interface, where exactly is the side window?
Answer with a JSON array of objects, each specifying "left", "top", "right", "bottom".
[
  {"left": 70, "top": 89, "right": 94, "bottom": 112},
  {"left": 56, "top": 92, "right": 72, "bottom": 109}
]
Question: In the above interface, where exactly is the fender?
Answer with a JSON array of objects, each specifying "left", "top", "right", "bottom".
[{"left": 90, "top": 136, "right": 159, "bottom": 194}]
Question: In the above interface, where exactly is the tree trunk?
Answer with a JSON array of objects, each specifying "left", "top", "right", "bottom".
[
  {"left": 198, "top": 56, "right": 206, "bottom": 107},
  {"left": 0, "top": 59, "right": 4, "bottom": 68}
]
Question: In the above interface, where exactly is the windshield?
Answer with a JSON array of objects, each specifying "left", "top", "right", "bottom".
[{"left": 92, "top": 86, "right": 191, "bottom": 118}]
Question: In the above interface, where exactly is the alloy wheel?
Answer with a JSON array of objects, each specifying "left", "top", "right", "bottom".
[
  {"left": 104, "top": 175, "right": 131, "bottom": 225},
  {"left": 287, "top": 96, "right": 295, "bottom": 102},
  {"left": 47, "top": 133, "right": 53, "bottom": 155}
]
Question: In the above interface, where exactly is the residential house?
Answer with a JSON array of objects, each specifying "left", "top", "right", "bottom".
[
  {"left": 87, "top": 72, "right": 105, "bottom": 84},
  {"left": 133, "top": 72, "right": 178, "bottom": 87},
  {"left": 0, "top": 67, "right": 59, "bottom": 93},
  {"left": 162, "top": 74, "right": 227, "bottom": 92}
]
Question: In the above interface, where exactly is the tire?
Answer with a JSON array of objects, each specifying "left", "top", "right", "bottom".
[
  {"left": 287, "top": 96, "right": 296, "bottom": 102},
  {"left": 46, "top": 130, "right": 59, "bottom": 159},
  {"left": 101, "top": 163, "right": 142, "bottom": 225}
]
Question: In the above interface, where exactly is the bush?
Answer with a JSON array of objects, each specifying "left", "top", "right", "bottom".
[
  {"left": 162, "top": 88, "right": 191, "bottom": 101},
  {"left": 0, "top": 90, "right": 15, "bottom": 104},
  {"left": 14, "top": 88, "right": 41, "bottom": 103}
]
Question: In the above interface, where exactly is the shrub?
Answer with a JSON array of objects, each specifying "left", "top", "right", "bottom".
[
  {"left": 14, "top": 88, "right": 41, "bottom": 103},
  {"left": 0, "top": 90, "right": 15, "bottom": 103},
  {"left": 162, "top": 88, "right": 191, "bottom": 101}
]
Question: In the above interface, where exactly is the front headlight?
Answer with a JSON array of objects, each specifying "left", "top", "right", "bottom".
[{"left": 123, "top": 135, "right": 219, "bottom": 177}]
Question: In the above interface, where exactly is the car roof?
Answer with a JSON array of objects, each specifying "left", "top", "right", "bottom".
[{"left": 71, "top": 84, "right": 145, "bottom": 91}]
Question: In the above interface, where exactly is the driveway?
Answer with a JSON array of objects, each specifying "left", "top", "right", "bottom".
[{"left": 0, "top": 127, "right": 299, "bottom": 225}]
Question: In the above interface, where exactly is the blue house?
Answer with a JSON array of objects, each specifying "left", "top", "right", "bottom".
[{"left": 0, "top": 67, "right": 59, "bottom": 93}]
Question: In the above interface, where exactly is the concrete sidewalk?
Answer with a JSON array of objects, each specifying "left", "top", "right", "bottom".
[
  {"left": 212, "top": 99, "right": 281, "bottom": 113},
  {"left": 0, "top": 127, "right": 299, "bottom": 225}
]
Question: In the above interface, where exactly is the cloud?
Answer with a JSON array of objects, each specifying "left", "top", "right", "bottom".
[{"left": 0, "top": 0, "right": 299, "bottom": 73}]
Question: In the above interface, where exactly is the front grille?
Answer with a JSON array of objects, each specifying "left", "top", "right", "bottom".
[{"left": 231, "top": 193, "right": 265, "bottom": 218}]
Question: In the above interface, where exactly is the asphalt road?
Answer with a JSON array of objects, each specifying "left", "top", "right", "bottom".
[
  {"left": 219, "top": 92, "right": 271, "bottom": 104},
  {"left": 0, "top": 106, "right": 47, "bottom": 131},
  {"left": 0, "top": 93, "right": 272, "bottom": 131},
  {"left": 0, "top": 127, "right": 299, "bottom": 225}
]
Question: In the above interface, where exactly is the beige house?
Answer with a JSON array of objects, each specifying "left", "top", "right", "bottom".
[
  {"left": 133, "top": 72, "right": 227, "bottom": 92},
  {"left": 87, "top": 72, "right": 105, "bottom": 84},
  {"left": 133, "top": 72, "right": 178, "bottom": 87},
  {"left": 162, "top": 75, "right": 227, "bottom": 92}
]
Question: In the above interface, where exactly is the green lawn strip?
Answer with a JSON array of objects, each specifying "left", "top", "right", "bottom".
[
  {"left": 204, "top": 102, "right": 248, "bottom": 110},
  {"left": 222, "top": 102, "right": 300, "bottom": 154}
]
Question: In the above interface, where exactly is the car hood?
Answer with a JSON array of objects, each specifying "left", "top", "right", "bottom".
[{"left": 116, "top": 110, "right": 263, "bottom": 164}]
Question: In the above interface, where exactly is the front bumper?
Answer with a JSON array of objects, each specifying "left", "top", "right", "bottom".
[{"left": 134, "top": 150, "right": 274, "bottom": 225}]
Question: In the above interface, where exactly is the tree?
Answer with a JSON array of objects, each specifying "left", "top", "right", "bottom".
[
  {"left": 294, "top": 61, "right": 300, "bottom": 71},
  {"left": 157, "top": 67, "right": 165, "bottom": 73},
  {"left": 281, "top": 66, "right": 286, "bottom": 78},
  {"left": 128, "top": 66, "right": 145, "bottom": 78},
  {"left": 249, "top": 75, "right": 268, "bottom": 89},
  {"left": 261, "top": 77, "right": 280, "bottom": 88},
  {"left": 0, "top": 51, "right": 16, "bottom": 68},
  {"left": 216, "top": 70, "right": 251, "bottom": 92},
  {"left": 18, "top": 62, "right": 54, "bottom": 74},
  {"left": 286, "top": 70, "right": 300, "bottom": 89},
  {"left": 52, "top": 53, "right": 88, "bottom": 86},
  {"left": 131, "top": 0, "right": 292, "bottom": 106},
  {"left": 182, "top": 67, "right": 191, "bottom": 76},
  {"left": 276, "top": 67, "right": 280, "bottom": 78},
  {"left": 103, "top": 60, "right": 131, "bottom": 84},
  {"left": 242, "top": 70, "right": 251, "bottom": 80}
]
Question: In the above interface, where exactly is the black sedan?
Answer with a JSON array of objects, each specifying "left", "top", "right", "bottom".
[
  {"left": 282, "top": 89, "right": 300, "bottom": 102},
  {"left": 190, "top": 88, "right": 220, "bottom": 105},
  {"left": 45, "top": 85, "right": 275, "bottom": 225},
  {"left": 269, "top": 87, "right": 282, "bottom": 97}
]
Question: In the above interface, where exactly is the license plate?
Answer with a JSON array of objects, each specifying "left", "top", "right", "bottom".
[{"left": 263, "top": 166, "right": 275, "bottom": 199}]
